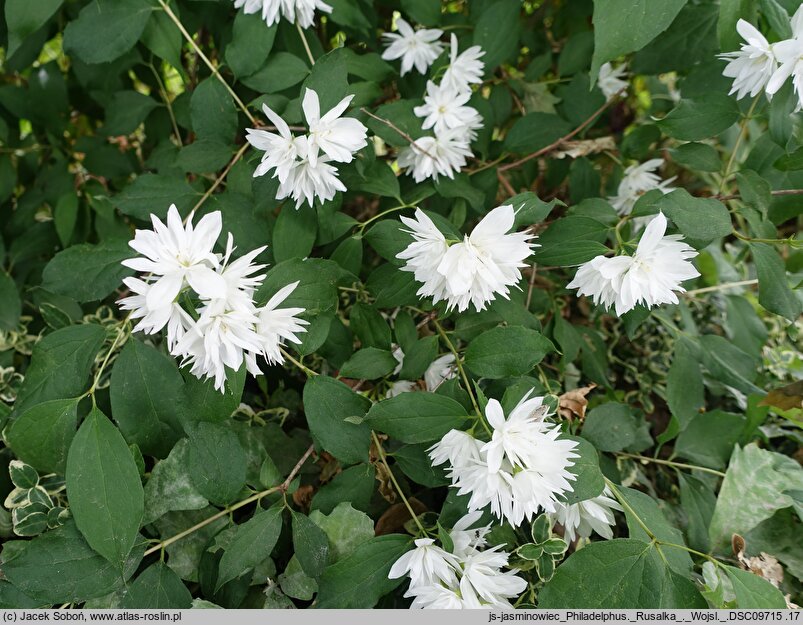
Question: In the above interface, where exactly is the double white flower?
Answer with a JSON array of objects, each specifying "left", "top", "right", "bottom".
[
  {"left": 246, "top": 89, "right": 368, "bottom": 208},
  {"left": 397, "top": 205, "right": 536, "bottom": 313},
  {"left": 552, "top": 486, "right": 622, "bottom": 543},
  {"left": 120, "top": 205, "right": 307, "bottom": 391},
  {"left": 608, "top": 158, "right": 675, "bottom": 216},
  {"left": 430, "top": 392, "right": 579, "bottom": 528},
  {"left": 721, "top": 7, "right": 803, "bottom": 109},
  {"left": 567, "top": 212, "right": 700, "bottom": 317},
  {"left": 597, "top": 62, "right": 628, "bottom": 100},
  {"left": 388, "top": 512, "right": 527, "bottom": 609},
  {"left": 381, "top": 17, "right": 444, "bottom": 76},
  {"left": 233, "top": 0, "right": 332, "bottom": 29}
]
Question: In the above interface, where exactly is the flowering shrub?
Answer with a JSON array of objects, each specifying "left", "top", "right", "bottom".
[{"left": 0, "top": 0, "right": 801, "bottom": 611}]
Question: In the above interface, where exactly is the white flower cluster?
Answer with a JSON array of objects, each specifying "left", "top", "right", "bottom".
[
  {"left": 120, "top": 205, "right": 308, "bottom": 391},
  {"left": 388, "top": 512, "right": 527, "bottom": 609},
  {"left": 386, "top": 352, "right": 456, "bottom": 397},
  {"left": 567, "top": 212, "right": 700, "bottom": 317},
  {"left": 720, "top": 7, "right": 803, "bottom": 109},
  {"left": 552, "top": 486, "right": 621, "bottom": 543},
  {"left": 430, "top": 392, "right": 579, "bottom": 528},
  {"left": 397, "top": 204, "right": 537, "bottom": 313},
  {"left": 233, "top": 0, "right": 332, "bottom": 29},
  {"left": 382, "top": 17, "right": 485, "bottom": 182},
  {"left": 609, "top": 158, "right": 675, "bottom": 216},
  {"left": 246, "top": 89, "right": 368, "bottom": 208}
]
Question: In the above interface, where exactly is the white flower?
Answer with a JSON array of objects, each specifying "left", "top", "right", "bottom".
[
  {"left": 397, "top": 209, "right": 450, "bottom": 304},
  {"left": 608, "top": 158, "right": 675, "bottom": 216},
  {"left": 441, "top": 34, "right": 485, "bottom": 93},
  {"left": 424, "top": 353, "right": 456, "bottom": 391},
  {"left": 122, "top": 205, "right": 226, "bottom": 312},
  {"left": 597, "top": 62, "right": 628, "bottom": 100},
  {"left": 568, "top": 212, "right": 700, "bottom": 316},
  {"left": 407, "top": 584, "right": 467, "bottom": 609},
  {"left": 553, "top": 487, "right": 622, "bottom": 543},
  {"left": 388, "top": 538, "right": 460, "bottom": 588},
  {"left": 302, "top": 89, "right": 368, "bottom": 166},
  {"left": 397, "top": 129, "right": 473, "bottom": 182},
  {"left": 721, "top": 19, "right": 779, "bottom": 100},
  {"left": 431, "top": 390, "right": 579, "bottom": 527},
  {"left": 381, "top": 17, "right": 444, "bottom": 76},
  {"left": 118, "top": 277, "right": 190, "bottom": 351},
  {"left": 246, "top": 104, "right": 300, "bottom": 182},
  {"left": 414, "top": 81, "right": 484, "bottom": 137},
  {"left": 254, "top": 281, "right": 308, "bottom": 366},
  {"left": 435, "top": 205, "right": 537, "bottom": 312},
  {"left": 449, "top": 511, "right": 491, "bottom": 559},
  {"left": 766, "top": 7, "right": 803, "bottom": 109},
  {"left": 460, "top": 547, "right": 527, "bottom": 607},
  {"left": 386, "top": 380, "right": 417, "bottom": 398},
  {"left": 276, "top": 136, "right": 347, "bottom": 208},
  {"left": 233, "top": 0, "right": 332, "bottom": 29}
]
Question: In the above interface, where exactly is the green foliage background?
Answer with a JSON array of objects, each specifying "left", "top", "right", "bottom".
[{"left": 0, "top": 0, "right": 801, "bottom": 610}]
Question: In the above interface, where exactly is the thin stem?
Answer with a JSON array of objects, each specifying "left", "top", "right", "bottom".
[
  {"left": 148, "top": 62, "right": 182, "bottom": 146},
  {"left": 87, "top": 315, "right": 132, "bottom": 396},
  {"left": 280, "top": 347, "right": 318, "bottom": 377},
  {"left": 498, "top": 91, "right": 621, "bottom": 173},
  {"left": 371, "top": 431, "right": 426, "bottom": 535},
  {"left": 359, "top": 107, "right": 436, "bottom": 160},
  {"left": 684, "top": 279, "right": 758, "bottom": 297},
  {"left": 357, "top": 203, "right": 412, "bottom": 233},
  {"left": 717, "top": 188, "right": 803, "bottom": 201},
  {"left": 144, "top": 444, "right": 315, "bottom": 557},
  {"left": 616, "top": 452, "right": 726, "bottom": 478},
  {"left": 296, "top": 22, "right": 316, "bottom": 66},
  {"left": 157, "top": 0, "right": 256, "bottom": 125},
  {"left": 191, "top": 142, "right": 250, "bottom": 213},
  {"left": 604, "top": 478, "right": 657, "bottom": 541},
  {"left": 432, "top": 319, "right": 490, "bottom": 435},
  {"left": 719, "top": 95, "right": 760, "bottom": 194},
  {"left": 732, "top": 229, "right": 798, "bottom": 246}
]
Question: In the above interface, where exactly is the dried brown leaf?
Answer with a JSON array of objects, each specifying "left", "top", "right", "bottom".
[{"left": 558, "top": 384, "right": 597, "bottom": 421}]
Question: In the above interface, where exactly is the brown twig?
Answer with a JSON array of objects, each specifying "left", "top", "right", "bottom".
[
  {"left": 497, "top": 170, "right": 517, "bottom": 196},
  {"left": 359, "top": 107, "right": 436, "bottom": 160},
  {"left": 715, "top": 188, "right": 803, "bottom": 202},
  {"left": 191, "top": 142, "right": 250, "bottom": 213},
  {"left": 498, "top": 92, "right": 622, "bottom": 173}
]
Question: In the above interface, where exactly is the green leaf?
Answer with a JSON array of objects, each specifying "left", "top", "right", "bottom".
[
  {"left": 302, "top": 48, "right": 349, "bottom": 113},
  {"left": 503, "top": 113, "right": 572, "bottom": 154},
  {"left": 5, "top": 0, "right": 63, "bottom": 58},
  {"left": 473, "top": 0, "right": 521, "bottom": 71},
  {"left": 316, "top": 535, "right": 411, "bottom": 608},
  {"left": 292, "top": 509, "right": 330, "bottom": 579},
  {"left": 14, "top": 324, "right": 106, "bottom": 412},
  {"left": 400, "top": 0, "right": 441, "bottom": 25},
  {"left": 666, "top": 336, "right": 704, "bottom": 427},
  {"left": 143, "top": 439, "right": 207, "bottom": 525},
  {"left": 216, "top": 505, "right": 283, "bottom": 590},
  {"left": 309, "top": 502, "right": 375, "bottom": 562},
  {"left": 365, "top": 393, "right": 469, "bottom": 444},
  {"left": 187, "top": 422, "right": 248, "bottom": 506},
  {"left": 182, "top": 364, "right": 245, "bottom": 424},
  {"left": 725, "top": 565, "right": 788, "bottom": 608},
  {"left": 562, "top": 435, "right": 605, "bottom": 505},
  {"left": 699, "top": 334, "right": 762, "bottom": 395},
  {"left": 312, "top": 463, "right": 376, "bottom": 514},
  {"left": 121, "top": 562, "right": 193, "bottom": 609},
  {"left": 539, "top": 539, "right": 705, "bottom": 608},
  {"left": 398, "top": 336, "right": 438, "bottom": 380},
  {"left": 757, "top": 0, "right": 792, "bottom": 39},
  {"left": 718, "top": 0, "right": 756, "bottom": 52},
  {"left": 392, "top": 444, "right": 449, "bottom": 487},
  {"left": 709, "top": 443, "right": 803, "bottom": 550},
  {"left": 242, "top": 52, "right": 310, "bottom": 93},
  {"left": 302, "top": 376, "right": 372, "bottom": 464},
  {"left": 339, "top": 348, "right": 397, "bottom": 380},
  {"left": 465, "top": 326, "right": 554, "bottom": 379},
  {"left": 109, "top": 339, "right": 187, "bottom": 458},
  {"left": 582, "top": 402, "right": 641, "bottom": 452},
  {"left": 676, "top": 410, "right": 746, "bottom": 470},
  {"left": 176, "top": 140, "right": 233, "bottom": 174},
  {"left": 736, "top": 170, "right": 772, "bottom": 217},
  {"left": 533, "top": 216, "right": 610, "bottom": 266},
  {"left": 590, "top": 0, "right": 689, "bottom": 78},
  {"left": 66, "top": 407, "right": 144, "bottom": 569},
  {"left": 750, "top": 243, "right": 802, "bottom": 321},
  {"left": 618, "top": 487, "right": 693, "bottom": 575},
  {"left": 114, "top": 174, "right": 199, "bottom": 220},
  {"left": 225, "top": 13, "right": 277, "bottom": 78},
  {"left": 255, "top": 258, "right": 342, "bottom": 316},
  {"left": 2, "top": 521, "right": 143, "bottom": 604},
  {"left": 41, "top": 240, "right": 134, "bottom": 303},
  {"left": 273, "top": 204, "right": 318, "bottom": 263},
  {"left": 669, "top": 142, "right": 721, "bottom": 172},
  {"left": 63, "top": 0, "right": 151, "bottom": 65},
  {"left": 6, "top": 398, "right": 79, "bottom": 475},
  {"left": 678, "top": 473, "right": 715, "bottom": 553},
  {"left": 103, "top": 91, "right": 160, "bottom": 136},
  {"left": 656, "top": 189, "right": 731, "bottom": 246},
  {"left": 54, "top": 193, "right": 78, "bottom": 247},
  {"left": 191, "top": 78, "right": 237, "bottom": 145},
  {"left": 658, "top": 94, "right": 741, "bottom": 141},
  {"left": 0, "top": 271, "right": 21, "bottom": 331},
  {"left": 141, "top": 10, "right": 182, "bottom": 70},
  {"left": 364, "top": 219, "right": 411, "bottom": 264}
]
